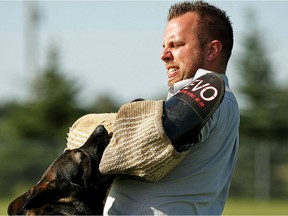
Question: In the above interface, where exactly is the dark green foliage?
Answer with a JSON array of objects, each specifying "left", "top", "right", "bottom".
[
  {"left": 0, "top": 45, "right": 119, "bottom": 197},
  {"left": 229, "top": 11, "right": 288, "bottom": 199}
]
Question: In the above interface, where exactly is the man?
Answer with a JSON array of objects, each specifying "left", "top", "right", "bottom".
[
  {"left": 101, "top": 1, "right": 239, "bottom": 215},
  {"left": 66, "top": 0, "right": 239, "bottom": 215}
]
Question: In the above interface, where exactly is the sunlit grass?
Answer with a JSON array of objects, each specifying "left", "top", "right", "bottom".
[
  {"left": 0, "top": 198, "right": 10, "bottom": 215},
  {"left": 223, "top": 197, "right": 288, "bottom": 215}
]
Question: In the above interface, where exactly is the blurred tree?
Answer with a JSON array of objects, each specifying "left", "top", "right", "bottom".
[
  {"left": 238, "top": 10, "right": 277, "bottom": 141},
  {"left": 89, "top": 95, "right": 120, "bottom": 113},
  {"left": 0, "top": 44, "right": 119, "bottom": 197},
  {"left": 0, "top": 44, "right": 83, "bottom": 196},
  {"left": 31, "top": 44, "right": 85, "bottom": 142},
  {"left": 230, "top": 10, "right": 288, "bottom": 199}
]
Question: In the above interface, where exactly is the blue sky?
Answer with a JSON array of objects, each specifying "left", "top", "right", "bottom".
[{"left": 1, "top": 1, "right": 288, "bottom": 106}]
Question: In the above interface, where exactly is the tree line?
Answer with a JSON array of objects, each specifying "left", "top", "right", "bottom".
[
  {"left": 0, "top": 46, "right": 120, "bottom": 197},
  {"left": 1, "top": 15, "right": 287, "bottom": 200}
]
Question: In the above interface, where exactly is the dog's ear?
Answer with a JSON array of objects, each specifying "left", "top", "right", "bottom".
[
  {"left": 8, "top": 191, "right": 30, "bottom": 215},
  {"left": 23, "top": 179, "right": 70, "bottom": 210},
  {"left": 7, "top": 181, "right": 63, "bottom": 214}
]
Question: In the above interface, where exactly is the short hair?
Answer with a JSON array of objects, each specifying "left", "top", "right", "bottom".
[{"left": 168, "top": 0, "right": 234, "bottom": 65}]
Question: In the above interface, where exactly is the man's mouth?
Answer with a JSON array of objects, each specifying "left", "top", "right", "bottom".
[{"left": 168, "top": 67, "right": 180, "bottom": 79}]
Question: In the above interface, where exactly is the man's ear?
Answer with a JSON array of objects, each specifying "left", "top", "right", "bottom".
[{"left": 207, "top": 40, "right": 222, "bottom": 62}]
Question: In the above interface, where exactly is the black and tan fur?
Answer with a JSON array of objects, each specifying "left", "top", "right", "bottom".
[{"left": 8, "top": 125, "right": 115, "bottom": 215}]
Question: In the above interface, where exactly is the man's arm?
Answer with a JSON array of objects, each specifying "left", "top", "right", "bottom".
[
  {"left": 163, "top": 73, "right": 225, "bottom": 152},
  {"left": 99, "top": 73, "right": 225, "bottom": 181}
]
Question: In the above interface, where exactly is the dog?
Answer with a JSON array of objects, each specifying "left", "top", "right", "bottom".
[{"left": 8, "top": 125, "right": 115, "bottom": 215}]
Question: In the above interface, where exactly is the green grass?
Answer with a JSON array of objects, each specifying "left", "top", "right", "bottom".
[
  {"left": 223, "top": 198, "right": 288, "bottom": 215},
  {"left": 0, "top": 198, "right": 11, "bottom": 215},
  {"left": 1, "top": 197, "right": 287, "bottom": 215}
]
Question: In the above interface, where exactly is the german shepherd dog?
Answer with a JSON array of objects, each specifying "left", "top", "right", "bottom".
[{"left": 8, "top": 125, "right": 115, "bottom": 215}]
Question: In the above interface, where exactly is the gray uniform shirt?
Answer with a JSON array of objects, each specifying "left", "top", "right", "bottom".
[{"left": 104, "top": 69, "right": 240, "bottom": 215}]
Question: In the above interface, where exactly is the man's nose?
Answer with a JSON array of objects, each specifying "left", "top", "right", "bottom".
[{"left": 160, "top": 48, "right": 173, "bottom": 62}]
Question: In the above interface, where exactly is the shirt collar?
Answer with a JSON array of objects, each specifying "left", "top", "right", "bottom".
[
  {"left": 167, "top": 78, "right": 193, "bottom": 98},
  {"left": 167, "top": 68, "right": 228, "bottom": 99}
]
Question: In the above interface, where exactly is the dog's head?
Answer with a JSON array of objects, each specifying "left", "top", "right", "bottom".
[{"left": 8, "top": 125, "right": 115, "bottom": 215}]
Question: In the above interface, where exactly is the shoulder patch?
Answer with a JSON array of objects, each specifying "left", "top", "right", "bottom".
[{"left": 176, "top": 73, "right": 225, "bottom": 122}]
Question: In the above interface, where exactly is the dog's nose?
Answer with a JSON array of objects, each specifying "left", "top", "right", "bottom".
[
  {"left": 94, "top": 125, "right": 109, "bottom": 141},
  {"left": 96, "top": 125, "right": 106, "bottom": 134}
]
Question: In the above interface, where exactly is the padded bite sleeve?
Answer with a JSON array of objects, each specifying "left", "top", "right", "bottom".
[{"left": 99, "top": 100, "right": 188, "bottom": 182}]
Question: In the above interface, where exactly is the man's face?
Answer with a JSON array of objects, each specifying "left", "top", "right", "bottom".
[{"left": 161, "top": 12, "right": 206, "bottom": 87}]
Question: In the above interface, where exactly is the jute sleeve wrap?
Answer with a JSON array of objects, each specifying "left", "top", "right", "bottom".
[
  {"left": 66, "top": 113, "right": 116, "bottom": 150},
  {"left": 99, "top": 100, "right": 189, "bottom": 182}
]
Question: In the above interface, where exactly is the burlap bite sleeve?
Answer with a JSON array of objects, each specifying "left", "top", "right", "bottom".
[
  {"left": 66, "top": 113, "right": 116, "bottom": 150},
  {"left": 99, "top": 100, "right": 189, "bottom": 182}
]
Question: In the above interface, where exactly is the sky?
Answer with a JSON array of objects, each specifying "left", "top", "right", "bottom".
[{"left": 1, "top": 0, "right": 288, "bottom": 107}]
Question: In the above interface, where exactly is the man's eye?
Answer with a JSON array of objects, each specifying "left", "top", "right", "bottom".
[
  {"left": 174, "top": 43, "right": 184, "bottom": 47},
  {"left": 162, "top": 42, "right": 183, "bottom": 49},
  {"left": 170, "top": 43, "right": 177, "bottom": 48}
]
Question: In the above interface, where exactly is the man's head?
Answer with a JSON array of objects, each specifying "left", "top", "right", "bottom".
[{"left": 161, "top": 0, "right": 233, "bottom": 86}]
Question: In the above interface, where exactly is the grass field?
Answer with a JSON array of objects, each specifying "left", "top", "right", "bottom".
[
  {"left": 0, "top": 198, "right": 10, "bottom": 215},
  {"left": 223, "top": 198, "right": 288, "bottom": 215},
  {"left": 1, "top": 197, "right": 287, "bottom": 215}
]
